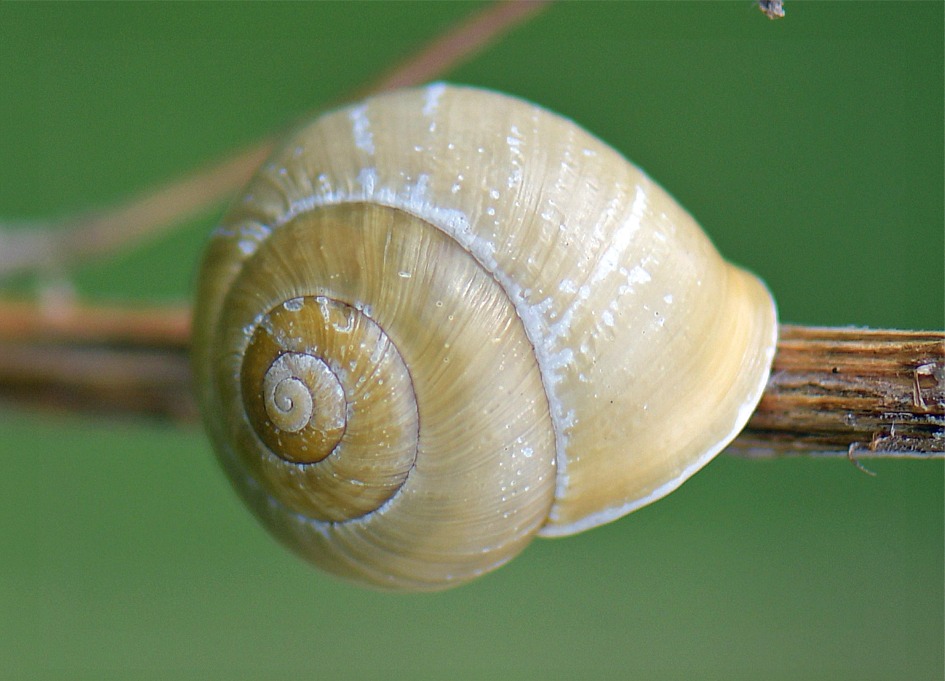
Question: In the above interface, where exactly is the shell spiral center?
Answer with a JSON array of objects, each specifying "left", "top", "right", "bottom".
[
  {"left": 236, "top": 295, "right": 419, "bottom": 522},
  {"left": 256, "top": 351, "right": 347, "bottom": 460}
]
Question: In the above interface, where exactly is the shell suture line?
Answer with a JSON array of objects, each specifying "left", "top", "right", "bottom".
[{"left": 349, "top": 104, "right": 375, "bottom": 155}]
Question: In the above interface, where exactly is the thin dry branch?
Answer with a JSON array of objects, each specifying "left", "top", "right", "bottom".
[
  {"left": 0, "top": 1, "right": 549, "bottom": 280},
  {"left": 353, "top": 0, "right": 549, "bottom": 98},
  {"left": 731, "top": 325, "right": 943, "bottom": 458},
  {"left": 0, "top": 299, "right": 940, "bottom": 458}
]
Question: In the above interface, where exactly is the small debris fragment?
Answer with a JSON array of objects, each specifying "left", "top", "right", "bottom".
[{"left": 758, "top": 0, "right": 785, "bottom": 20}]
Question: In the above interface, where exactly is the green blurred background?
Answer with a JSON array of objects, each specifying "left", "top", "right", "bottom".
[{"left": 0, "top": 2, "right": 941, "bottom": 679}]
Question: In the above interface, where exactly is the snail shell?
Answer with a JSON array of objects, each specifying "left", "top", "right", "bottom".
[{"left": 192, "top": 84, "right": 777, "bottom": 591}]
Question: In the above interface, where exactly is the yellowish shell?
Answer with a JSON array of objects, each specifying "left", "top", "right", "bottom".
[{"left": 192, "top": 84, "right": 777, "bottom": 590}]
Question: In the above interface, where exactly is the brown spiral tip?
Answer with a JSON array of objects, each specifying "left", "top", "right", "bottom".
[{"left": 237, "top": 295, "right": 418, "bottom": 522}]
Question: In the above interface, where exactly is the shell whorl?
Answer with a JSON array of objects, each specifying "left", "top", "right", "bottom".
[
  {"left": 192, "top": 83, "right": 778, "bottom": 590},
  {"left": 237, "top": 293, "right": 419, "bottom": 521},
  {"left": 197, "top": 202, "right": 558, "bottom": 589}
]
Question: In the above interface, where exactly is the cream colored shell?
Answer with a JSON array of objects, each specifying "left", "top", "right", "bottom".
[{"left": 192, "top": 83, "right": 777, "bottom": 591}]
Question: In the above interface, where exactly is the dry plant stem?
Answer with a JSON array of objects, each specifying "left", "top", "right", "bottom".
[
  {"left": 0, "top": 299, "right": 194, "bottom": 420},
  {"left": 0, "top": 0, "right": 549, "bottom": 280},
  {"left": 733, "top": 325, "right": 943, "bottom": 458},
  {"left": 0, "top": 145, "right": 272, "bottom": 277},
  {"left": 0, "top": 341, "right": 196, "bottom": 421},
  {"left": 353, "top": 1, "right": 549, "bottom": 97},
  {"left": 0, "top": 299, "right": 190, "bottom": 347},
  {"left": 0, "top": 299, "right": 941, "bottom": 459}
]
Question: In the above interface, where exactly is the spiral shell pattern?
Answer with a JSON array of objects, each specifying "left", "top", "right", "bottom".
[
  {"left": 192, "top": 84, "right": 777, "bottom": 590},
  {"left": 196, "top": 201, "right": 558, "bottom": 589},
  {"left": 238, "top": 294, "right": 420, "bottom": 521}
]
